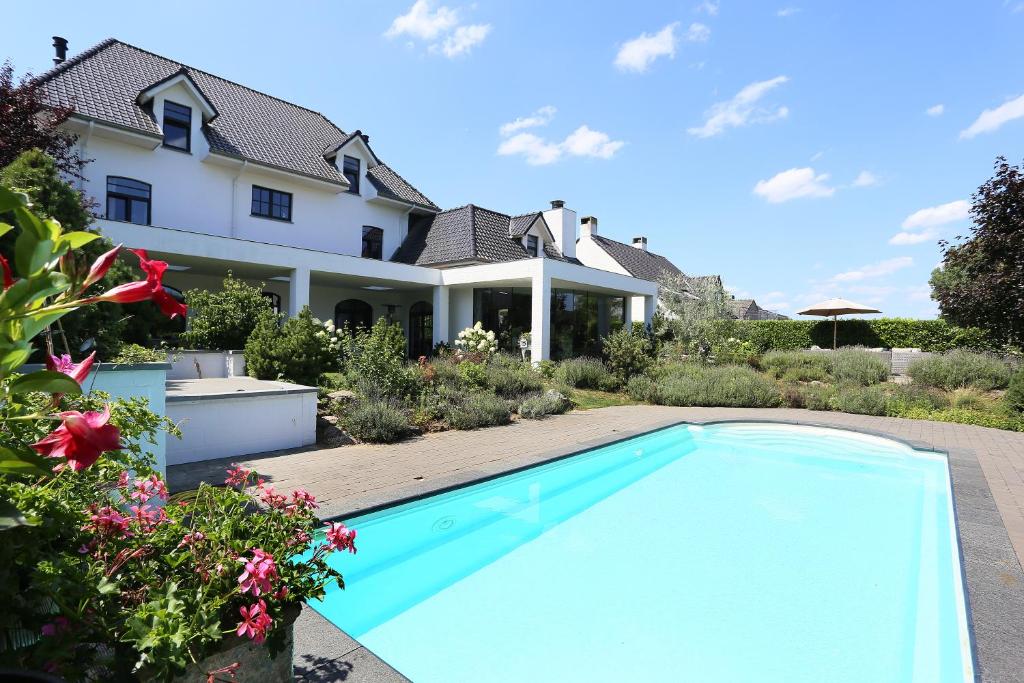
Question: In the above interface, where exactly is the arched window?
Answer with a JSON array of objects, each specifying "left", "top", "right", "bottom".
[
  {"left": 408, "top": 301, "right": 433, "bottom": 358},
  {"left": 334, "top": 299, "right": 373, "bottom": 333},
  {"left": 262, "top": 291, "right": 281, "bottom": 314}
]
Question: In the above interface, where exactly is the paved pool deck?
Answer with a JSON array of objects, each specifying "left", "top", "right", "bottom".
[{"left": 168, "top": 407, "right": 1024, "bottom": 682}]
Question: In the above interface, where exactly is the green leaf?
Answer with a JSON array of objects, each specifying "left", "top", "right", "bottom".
[
  {"left": 0, "top": 497, "right": 38, "bottom": 530},
  {"left": 8, "top": 370, "right": 82, "bottom": 396},
  {"left": 0, "top": 187, "right": 28, "bottom": 214},
  {"left": 0, "top": 344, "right": 32, "bottom": 376},
  {"left": 14, "top": 235, "right": 56, "bottom": 277},
  {"left": 0, "top": 222, "right": 12, "bottom": 239},
  {"left": 12, "top": 204, "right": 47, "bottom": 240},
  {"left": 97, "top": 576, "right": 119, "bottom": 595},
  {"left": 0, "top": 445, "right": 52, "bottom": 477},
  {"left": 21, "top": 309, "right": 74, "bottom": 340},
  {"left": 57, "top": 231, "right": 100, "bottom": 250}
]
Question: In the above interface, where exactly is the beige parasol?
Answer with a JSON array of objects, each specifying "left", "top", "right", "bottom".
[{"left": 797, "top": 298, "right": 882, "bottom": 350}]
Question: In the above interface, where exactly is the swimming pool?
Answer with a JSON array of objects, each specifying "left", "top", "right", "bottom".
[{"left": 309, "top": 422, "right": 974, "bottom": 682}]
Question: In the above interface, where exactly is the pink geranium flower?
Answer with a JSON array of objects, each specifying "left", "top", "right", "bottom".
[
  {"left": 325, "top": 522, "right": 358, "bottom": 554},
  {"left": 236, "top": 599, "right": 272, "bottom": 644},
  {"left": 238, "top": 549, "right": 278, "bottom": 596},
  {"left": 131, "top": 474, "right": 168, "bottom": 503},
  {"left": 83, "top": 505, "right": 132, "bottom": 539},
  {"left": 290, "top": 488, "right": 318, "bottom": 510},
  {"left": 31, "top": 405, "right": 122, "bottom": 471},
  {"left": 224, "top": 464, "right": 251, "bottom": 487},
  {"left": 40, "top": 616, "right": 70, "bottom": 637}
]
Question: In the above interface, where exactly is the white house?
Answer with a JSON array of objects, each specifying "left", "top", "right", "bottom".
[{"left": 36, "top": 38, "right": 657, "bottom": 361}]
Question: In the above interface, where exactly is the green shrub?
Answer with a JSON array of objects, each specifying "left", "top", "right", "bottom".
[
  {"left": 519, "top": 390, "right": 571, "bottom": 419},
  {"left": 1008, "top": 369, "right": 1024, "bottom": 413},
  {"left": 444, "top": 391, "right": 512, "bottom": 430},
  {"left": 648, "top": 364, "right": 782, "bottom": 408},
  {"left": 761, "top": 350, "right": 831, "bottom": 380},
  {"left": 949, "top": 388, "right": 989, "bottom": 411},
  {"left": 343, "top": 398, "right": 409, "bottom": 443},
  {"left": 734, "top": 318, "right": 996, "bottom": 353},
  {"left": 110, "top": 343, "right": 167, "bottom": 364},
  {"left": 181, "top": 274, "right": 274, "bottom": 350},
  {"left": 536, "top": 359, "right": 557, "bottom": 379},
  {"left": 486, "top": 357, "right": 543, "bottom": 398},
  {"left": 341, "top": 317, "right": 410, "bottom": 397},
  {"left": 831, "top": 349, "right": 889, "bottom": 386},
  {"left": 457, "top": 361, "right": 488, "bottom": 390},
  {"left": 830, "top": 384, "right": 888, "bottom": 416},
  {"left": 602, "top": 326, "right": 654, "bottom": 382},
  {"left": 907, "top": 350, "right": 1012, "bottom": 391},
  {"left": 884, "top": 384, "right": 949, "bottom": 416},
  {"left": 244, "top": 307, "right": 339, "bottom": 386},
  {"left": 626, "top": 375, "right": 656, "bottom": 402},
  {"left": 923, "top": 409, "right": 1024, "bottom": 432},
  {"left": 554, "top": 357, "right": 611, "bottom": 389},
  {"left": 801, "top": 384, "right": 835, "bottom": 411}
]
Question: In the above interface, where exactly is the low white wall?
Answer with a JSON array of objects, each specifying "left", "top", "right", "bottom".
[
  {"left": 166, "top": 390, "right": 317, "bottom": 465},
  {"left": 167, "top": 350, "right": 246, "bottom": 379}
]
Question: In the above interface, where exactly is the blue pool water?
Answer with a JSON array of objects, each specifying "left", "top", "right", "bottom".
[{"left": 309, "top": 423, "right": 973, "bottom": 682}]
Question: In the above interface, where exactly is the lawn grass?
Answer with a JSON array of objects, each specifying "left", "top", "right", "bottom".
[{"left": 570, "top": 388, "right": 640, "bottom": 410}]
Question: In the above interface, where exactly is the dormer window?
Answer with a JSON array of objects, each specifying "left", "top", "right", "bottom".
[
  {"left": 343, "top": 156, "right": 360, "bottom": 194},
  {"left": 526, "top": 235, "right": 539, "bottom": 257},
  {"left": 162, "top": 101, "right": 191, "bottom": 152}
]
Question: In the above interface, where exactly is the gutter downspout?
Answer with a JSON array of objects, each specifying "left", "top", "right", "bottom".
[{"left": 230, "top": 159, "right": 248, "bottom": 238}]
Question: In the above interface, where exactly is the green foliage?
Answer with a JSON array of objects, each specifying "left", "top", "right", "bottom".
[
  {"left": 829, "top": 384, "right": 888, "bottom": 416},
  {"left": 341, "top": 317, "right": 410, "bottom": 397},
  {"left": 518, "top": 390, "right": 571, "bottom": 419},
  {"left": 457, "top": 361, "right": 488, "bottom": 390},
  {"left": 602, "top": 325, "right": 654, "bottom": 382},
  {"left": 245, "top": 307, "right": 339, "bottom": 386},
  {"left": 730, "top": 318, "right": 997, "bottom": 353},
  {"left": 831, "top": 349, "right": 889, "bottom": 386},
  {"left": 646, "top": 363, "right": 783, "bottom": 408},
  {"left": 109, "top": 343, "right": 166, "bottom": 364},
  {"left": 626, "top": 374, "right": 656, "bottom": 402},
  {"left": 658, "top": 272, "right": 731, "bottom": 344},
  {"left": 554, "top": 356, "right": 611, "bottom": 389},
  {"left": 948, "top": 388, "right": 988, "bottom": 411},
  {"left": 485, "top": 355, "right": 543, "bottom": 398},
  {"left": 1007, "top": 369, "right": 1024, "bottom": 413},
  {"left": 906, "top": 350, "right": 1012, "bottom": 390},
  {"left": 343, "top": 398, "right": 409, "bottom": 443},
  {"left": 443, "top": 391, "right": 511, "bottom": 430},
  {"left": 761, "top": 350, "right": 832, "bottom": 380},
  {"left": 883, "top": 384, "right": 950, "bottom": 416},
  {"left": 180, "top": 274, "right": 274, "bottom": 350}
]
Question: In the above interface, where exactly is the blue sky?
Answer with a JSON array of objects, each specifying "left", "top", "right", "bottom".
[{"left": 8, "top": 1, "right": 1024, "bottom": 318}]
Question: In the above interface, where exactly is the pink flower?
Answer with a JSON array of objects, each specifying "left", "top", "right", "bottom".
[
  {"left": 130, "top": 504, "right": 168, "bottom": 532},
  {"left": 40, "top": 616, "right": 70, "bottom": 637},
  {"left": 86, "top": 249, "right": 187, "bottom": 319},
  {"left": 290, "top": 488, "right": 318, "bottom": 510},
  {"left": 235, "top": 600, "right": 272, "bottom": 644},
  {"left": 31, "top": 405, "right": 122, "bottom": 472},
  {"left": 45, "top": 351, "right": 96, "bottom": 386},
  {"left": 82, "top": 505, "right": 132, "bottom": 539},
  {"left": 131, "top": 474, "right": 168, "bottom": 503},
  {"left": 225, "top": 464, "right": 251, "bottom": 487},
  {"left": 259, "top": 485, "right": 287, "bottom": 509},
  {"left": 325, "top": 522, "right": 358, "bottom": 554},
  {"left": 177, "top": 531, "right": 206, "bottom": 548},
  {"left": 117, "top": 470, "right": 131, "bottom": 488},
  {"left": 237, "top": 549, "right": 278, "bottom": 596},
  {"left": 83, "top": 243, "right": 121, "bottom": 289}
]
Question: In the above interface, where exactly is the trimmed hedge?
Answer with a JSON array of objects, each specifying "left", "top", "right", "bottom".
[{"left": 715, "top": 318, "right": 996, "bottom": 353}]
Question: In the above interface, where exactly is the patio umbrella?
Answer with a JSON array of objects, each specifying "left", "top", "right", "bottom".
[{"left": 796, "top": 298, "right": 881, "bottom": 350}]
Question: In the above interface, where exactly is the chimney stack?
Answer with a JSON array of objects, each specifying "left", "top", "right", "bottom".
[
  {"left": 580, "top": 216, "right": 598, "bottom": 238},
  {"left": 52, "top": 36, "right": 68, "bottom": 66},
  {"left": 632, "top": 236, "right": 648, "bottom": 251},
  {"left": 542, "top": 200, "right": 577, "bottom": 259},
  {"left": 550, "top": 199, "right": 565, "bottom": 209}
]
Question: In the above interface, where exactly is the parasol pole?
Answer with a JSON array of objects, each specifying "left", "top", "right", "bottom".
[{"left": 833, "top": 314, "right": 838, "bottom": 351}]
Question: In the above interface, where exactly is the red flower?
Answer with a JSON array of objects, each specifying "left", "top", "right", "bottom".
[
  {"left": 236, "top": 600, "right": 272, "bottom": 644},
  {"left": 82, "top": 504, "right": 132, "bottom": 539},
  {"left": 87, "top": 249, "right": 187, "bottom": 319},
  {"left": 31, "top": 405, "right": 122, "bottom": 471},
  {"left": 325, "top": 522, "right": 358, "bottom": 554},
  {"left": 45, "top": 351, "right": 96, "bottom": 386},
  {"left": 0, "top": 253, "right": 14, "bottom": 290},
  {"left": 225, "top": 464, "right": 251, "bottom": 487},
  {"left": 83, "top": 243, "right": 121, "bottom": 289},
  {"left": 237, "top": 549, "right": 278, "bottom": 596},
  {"left": 259, "top": 485, "right": 287, "bottom": 509}
]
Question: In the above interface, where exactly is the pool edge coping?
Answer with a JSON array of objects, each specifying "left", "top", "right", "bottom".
[{"left": 301, "top": 416, "right": 1024, "bottom": 683}]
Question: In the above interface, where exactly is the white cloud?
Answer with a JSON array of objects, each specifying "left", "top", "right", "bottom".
[
  {"left": 889, "top": 228, "right": 938, "bottom": 246},
  {"left": 776, "top": 7, "right": 800, "bottom": 16},
  {"left": 696, "top": 1, "right": 719, "bottom": 15},
  {"left": 686, "top": 22, "right": 711, "bottom": 42},
  {"left": 614, "top": 23, "right": 680, "bottom": 73},
  {"left": 763, "top": 291, "right": 785, "bottom": 299},
  {"left": 753, "top": 167, "right": 834, "bottom": 203},
  {"left": 852, "top": 170, "right": 879, "bottom": 187},
  {"left": 832, "top": 257, "right": 914, "bottom": 282},
  {"left": 499, "top": 106, "right": 557, "bottom": 137},
  {"left": 687, "top": 75, "right": 789, "bottom": 138},
  {"left": 901, "top": 199, "right": 969, "bottom": 229},
  {"left": 498, "top": 112, "right": 624, "bottom": 165},
  {"left": 926, "top": 104, "right": 944, "bottom": 117},
  {"left": 386, "top": 0, "right": 457, "bottom": 40},
  {"left": 960, "top": 93, "right": 1024, "bottom": 139},
  {"left": 440, "top": 24, "right": 491, "bottom": 57}
]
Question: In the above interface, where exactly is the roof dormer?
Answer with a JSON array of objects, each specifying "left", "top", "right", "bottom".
[
  {"left": 137, "top": 69, "right": 217, "bottom": 122},
  {"left": 509, "top": 212, "right": 556, "bottom": 258}
]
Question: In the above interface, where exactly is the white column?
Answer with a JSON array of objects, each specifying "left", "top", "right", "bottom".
[
  {"left": 530, "top": 271, "right": 551, "bottom": 362},
  {"left": 432, "top": 285, "right": 450, "bottom": 345},
  {"left": 288, "top": 267, "right": 310, "bottom": 317},
  {"left": 643, "top": 294, "right": 656, "bottom": 327},
  {"left": 624, "top": 296, "right": 635, "bottom": 326}
]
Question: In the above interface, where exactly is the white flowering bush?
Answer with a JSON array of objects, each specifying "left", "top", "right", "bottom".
[
  {"left": 314, "top": 317, "right": 344, "bottom": 356},
  {"left": 454, "top": 322, "right": 498, "bottom": 356}
]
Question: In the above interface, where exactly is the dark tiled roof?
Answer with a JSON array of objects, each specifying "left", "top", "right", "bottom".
[
  {"left": 508, "top": 212, "right": 539, "bottom": 237},
  {"left": 588, "top": 234, "right": 682, "bottom": 282},
  {"left": 392, "top": 204, "right": 572, "bottom": 267},
  {"left": 366, "top": 164, "right": 439, "bottom": 211},
  {"left": 36, "top": 39, "right": 436, "bottom": 209}
]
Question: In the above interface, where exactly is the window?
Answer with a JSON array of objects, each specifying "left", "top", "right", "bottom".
[
  {"left": 526, "top": 235, "right": 539, "bottom": 257},
  {"left": 251, "top": 185, "right": 292, "bottom": 221},
  {"left": 343, "top": 156, "right": 360, "bottom": 194},
  {"left": 162, "top": 101, "right": 191, "bottom": 152},
  {"left": 362, "top": 226, "right": 383, "bottom": 260},
  {"left": 262, "top": 291, "right": 282, "bottom": 314},
  {"left": 335, "top": 299, "right": 373, "bottom": 333},
  {"left": 106, "top": 177, "right": 151, "bottom": 225},
  {"left": 409, "top": 301, "right": 433, "bottom": 359}
]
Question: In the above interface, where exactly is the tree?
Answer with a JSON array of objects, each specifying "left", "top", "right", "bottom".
[
  {"left": 0, "top": 61, "right": 84, "bottom": 179},
  {"left": 180, "top": 274, "right": 275, "bottom": 350},
  {"left": 658, "top": 272, "right": 731, "bottom": 343},
  {"left": 931, "top": 157, "right": 1024, "bottom": 347}
]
